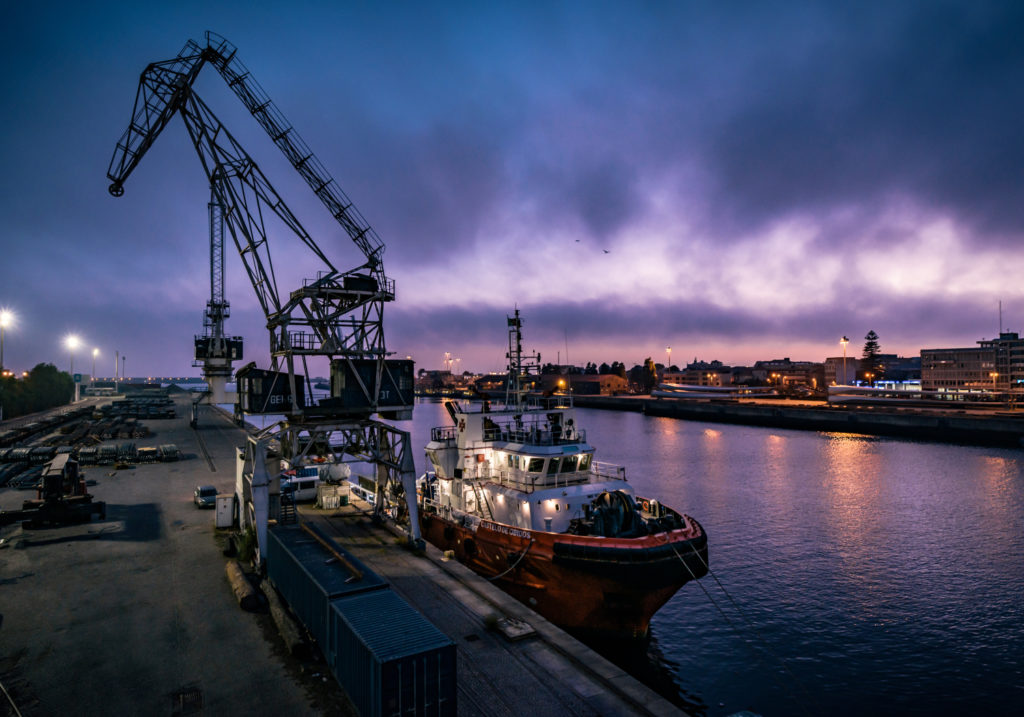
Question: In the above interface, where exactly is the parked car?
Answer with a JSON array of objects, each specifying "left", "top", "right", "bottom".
[{"left": 194, "top": 485, "right": 217, "bottom": 508}]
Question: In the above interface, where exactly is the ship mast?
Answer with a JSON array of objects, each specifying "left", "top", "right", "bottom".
[{"left": 504, "top": 309, "right": 540, "bottom": 410}]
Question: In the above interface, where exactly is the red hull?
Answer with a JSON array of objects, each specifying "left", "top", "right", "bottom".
[{"left": 420, "top": 511, "right": 708, "bottom": 638}]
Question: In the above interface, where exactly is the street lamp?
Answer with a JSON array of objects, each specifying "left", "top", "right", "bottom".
[
  {"left": 666, "top": 346, "right": 672, "bottom": 371},
  {"left": 840, "top": 336, "right": 849, "bottom": 386},
  {"left": 865, "top": 371, "right": 874, "bottom": 387},
  {"left": 0, "top": 309, "right": 13, "bottom": 375},
  {"left": 990, "top": 372, "right": 999, "bottom": 393},
  {"left": 65, "top": 335, "right": 80, "bottom": 374},
  {"left": 92, "top": 348, "right": 99, "bottom": 379}
]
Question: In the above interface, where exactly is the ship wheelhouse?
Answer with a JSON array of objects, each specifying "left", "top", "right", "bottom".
[{"left": 424, "top": 404, "right": 633, "bottom": 534}]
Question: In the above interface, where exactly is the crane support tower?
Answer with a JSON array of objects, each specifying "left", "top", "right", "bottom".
[
  {"left": 193, "top": 191, "right": 243, "bottom": 406},
  {"left": 107, "top": 32, "right": 420, "bottom": 557}
]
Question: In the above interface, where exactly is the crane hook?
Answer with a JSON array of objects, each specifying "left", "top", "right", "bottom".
[{"left": 108, "top": 183, "right": 124, "bottom": 197}]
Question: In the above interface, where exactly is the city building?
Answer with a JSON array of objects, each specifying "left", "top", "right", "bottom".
[
  {"left": 921, "top": 332, "right": 1024, "bottom": 391},
  {"left": 538, "top": 373, "right": 628, "bottom": 395},
  {"left": 824, "top": 357, "right": 858, "bottom": 385},
  {"left": 662, "top": 360, "right": 733, "bottom": 387},
  {"left": 752, "top": 358, "right": 824, "bottom": 389}
]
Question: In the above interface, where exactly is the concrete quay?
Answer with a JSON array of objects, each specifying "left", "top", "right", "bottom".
[
  {"left": 301, "top": 505, "right": 684, "bottom": 717},
  {"left": 1, "top": 393, "right": 686, "bottom": 716},
  {"left": 573, "top": 394, "right": 1024, "bottom": 447}
]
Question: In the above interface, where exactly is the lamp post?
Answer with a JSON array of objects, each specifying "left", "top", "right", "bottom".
[
  {"left": 840, "top": 336, "right": 849, "bottom": 386},
  {"left": 990, "top": 372, "right": 999, "bottom": 393},
  {"left": 0, "top": 310, "right": 12, "bottom": 375},
  {"left": 66, "top": 335, "right": 80, "bottom": 374},
  {"left": 92, "top": 348, "right": 99, "bottom": 379},
  {"left": 66, "top": 335, "right": 80, "bottom": 402},
  {"left": 666, "top": 346, "right": 672, "bottom": 371}
]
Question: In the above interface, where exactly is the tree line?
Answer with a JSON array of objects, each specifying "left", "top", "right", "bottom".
[{"left": 0, "top": 363, "right": 74, "bottom": 420}]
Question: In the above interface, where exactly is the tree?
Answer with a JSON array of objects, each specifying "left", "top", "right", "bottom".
[
  {"left": 861, "top": 330, "right": 882, "bottom": 383},
  {"left": 598, "top": 362, "right": 611, "bottom": 375}
]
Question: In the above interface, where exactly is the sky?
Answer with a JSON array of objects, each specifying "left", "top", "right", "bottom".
[{"left": 3, "top": 1, "right": 1024, "bottom": 377}]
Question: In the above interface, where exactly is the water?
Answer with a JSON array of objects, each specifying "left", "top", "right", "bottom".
[{"left": 404, "top": 399, "right": 1024, "bottom": 716}]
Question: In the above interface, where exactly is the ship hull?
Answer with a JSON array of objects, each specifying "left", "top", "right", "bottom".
[{"left": 420, "top": 511, "right": 708, "bottom": 638}]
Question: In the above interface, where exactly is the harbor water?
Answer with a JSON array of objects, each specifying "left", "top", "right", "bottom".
[{"left": 406, "top": 398, "right": 1024, "bottom": 716}]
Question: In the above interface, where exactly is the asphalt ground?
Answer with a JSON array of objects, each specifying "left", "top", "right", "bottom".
[{"left": 0, "top": 396, "right": 349, "bottom": 716}]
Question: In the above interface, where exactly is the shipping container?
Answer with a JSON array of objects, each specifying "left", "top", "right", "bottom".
[
  {"left": 329, "top": 590, "right": 456, "bottom": 717},
  {"left": 266, "top": 525, "right": 388, "bottom": 657}
]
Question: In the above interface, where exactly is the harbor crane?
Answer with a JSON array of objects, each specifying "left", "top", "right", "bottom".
[
  {"left": 192, "top": 192, "right": 243, "bottom": 413},
  {"left": 107, "top": 32, "right": 420, "bottom": 558}
]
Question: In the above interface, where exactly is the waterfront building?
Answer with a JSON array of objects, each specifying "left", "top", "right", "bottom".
[
  {"left": 921, "top": 332, "right": 1024, "bottom": 391},
  {"left": 538, "top": 373, "right": 628, "bottom": 395},
  {"left": 824, "top": 357, "right": 858, "bottom": 385},
  {"left": 662, "top": 360, "right": 733, "bottom": 387},
  {"left": 752, "top": 358, "right": 824, "bottom": 389}
]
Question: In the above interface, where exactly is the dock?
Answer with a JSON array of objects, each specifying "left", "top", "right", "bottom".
[
  {"left": 0, "top": 392, "right": 684, "bottom": 716},
  {"left": 573, "top": 394, "right": 1024, "bottom": 447}
]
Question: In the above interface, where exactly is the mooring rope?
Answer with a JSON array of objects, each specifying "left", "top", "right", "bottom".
[{"left": 487, "top": 538, "right": 535, "bottom": 581}]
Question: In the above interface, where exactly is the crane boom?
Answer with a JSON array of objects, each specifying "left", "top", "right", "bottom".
[
  {"left": 107, "top": 32, "right": 383, "bottom": 279},
  {"left": 106, "top": 31, "right": 422, "bottom": 557}
]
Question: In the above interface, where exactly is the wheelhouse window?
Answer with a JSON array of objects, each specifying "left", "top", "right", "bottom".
[
  {"left": 561, "top": 455, "right": 578, "bottom": 472},
  {"left": 546, "top": 457, "right": 560, "bottom": 476},
  {"left": 579, "top": 454, "right": 592, "bottom": 471},
  {"left": 527, "top": 458, "right": 544, "bottom": 472}
]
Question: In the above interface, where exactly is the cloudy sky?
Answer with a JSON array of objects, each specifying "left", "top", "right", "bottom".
[{"left": 3, "top": 1, "right": 1024, "bottom": 377}]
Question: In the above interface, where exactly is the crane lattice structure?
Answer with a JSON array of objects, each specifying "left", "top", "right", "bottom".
[
  {"left": 191, "top": 192, "right": 244, "bottom": 409},
  {"left": 107, "top": 32, "right": 420, "bottom": 557}
]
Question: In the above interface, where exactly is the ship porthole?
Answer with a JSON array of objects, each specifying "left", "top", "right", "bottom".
[{"left": 464, "top": 538, "right": 478, "bottom": 557}]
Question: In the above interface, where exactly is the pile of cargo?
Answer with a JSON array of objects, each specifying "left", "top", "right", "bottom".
[
  {"left": 0, "top": 462, "right": 43, "bottom": 489},
  {"left": 266, "top": 524, "right": 456, "bottom": 717},
  {"left": 76, "top": 443, "right": 179, "bottom": 466},
  {"left": 0, "top": 442, "right": 180, "bottom": 475},
  {"left": 100, "top": 396, "right": 176, "bottom": 420},
  {"left": 0, "top": 406, "right": 94, "bottom": 448}
]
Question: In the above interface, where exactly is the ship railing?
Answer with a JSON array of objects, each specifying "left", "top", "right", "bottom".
[
  {"left": 421, "top": 496, "right": 482, "bottom": 529},
  {"left": 483, "top": 425, "right": 586, "bottom": 446},
  {"left": 591, "top": 461, "right": 627, "bottom": 482},
  {"left": 430, "top": 426, "right": 458, "bottom": 443},
  {"left": 488, "top": 469, "right": 593, "bottom": 492}
]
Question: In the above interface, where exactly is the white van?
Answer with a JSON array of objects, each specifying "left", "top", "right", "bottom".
[{"left": 280, "top": 465, "right": 322, "bottom": 502}]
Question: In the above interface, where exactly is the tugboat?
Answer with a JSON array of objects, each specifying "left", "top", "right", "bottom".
[{"left": 418, "top": 310, "right": 708, "bottom": 638}]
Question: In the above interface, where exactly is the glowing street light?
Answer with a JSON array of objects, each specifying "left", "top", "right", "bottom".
[
  {"left": 840, "top": 336, "right": 849, "bottom": 386},
  {"left": 0, "top": 309, "right": 13, "bottom": 374},
  {"left": 990, "top": 372, "right": 999, "bottom": 392},
  {"left": 92, "top": 347, "right": 100, "bottom": 379},
  {"left": 66, "top": 335, "right": 80, "bottom": 374},
  {"left": 666, "top": 346, "right": 672, "bottom": 370}
]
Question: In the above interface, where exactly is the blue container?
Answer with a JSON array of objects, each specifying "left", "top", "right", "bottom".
[
  {"left": 266, "top": 525, "right": 388, "bottom": 658},
  {"left": 330, "top": 590, "right": 456, "bottom": 717}
]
